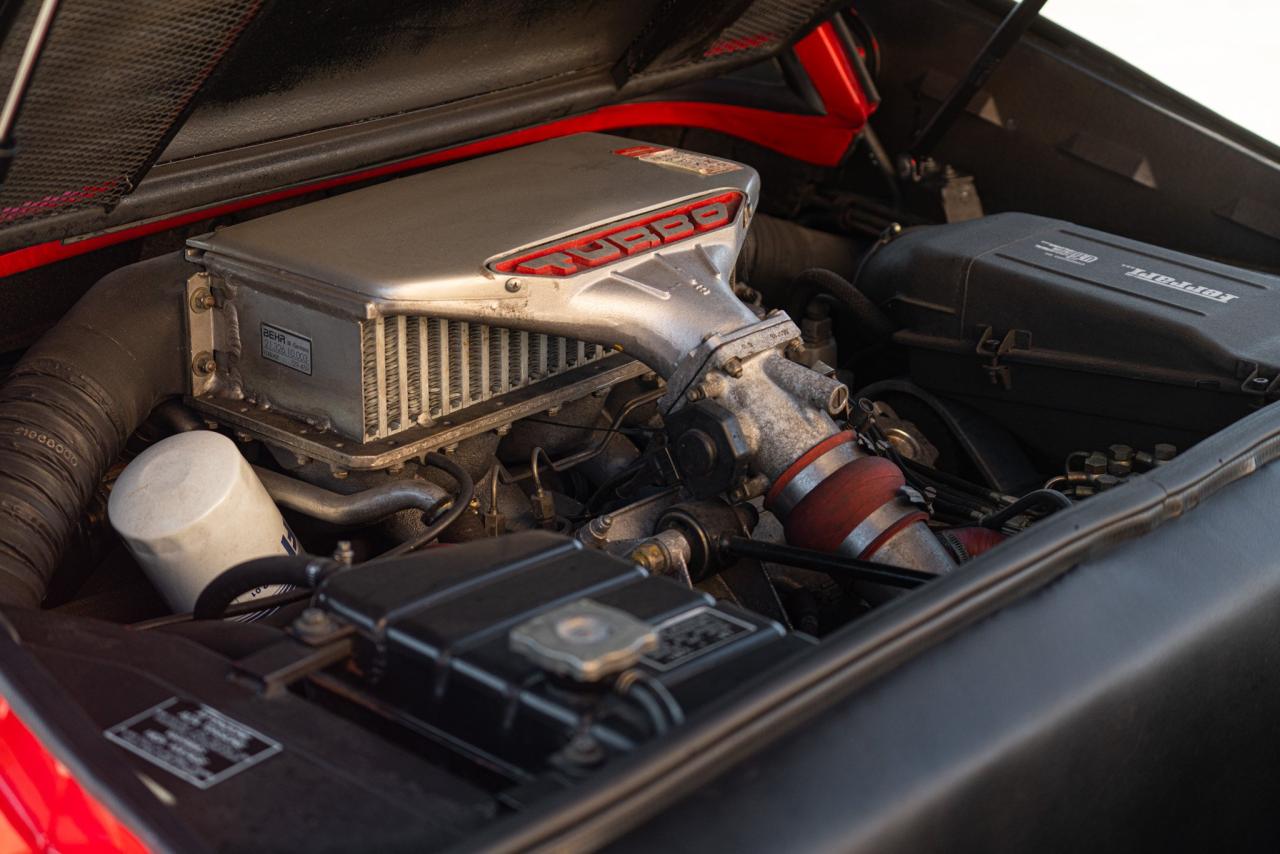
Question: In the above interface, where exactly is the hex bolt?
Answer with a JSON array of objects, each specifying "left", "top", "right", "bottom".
[
  {"left": 505, "top": 278, "right": 522, "bottom": 293},
  {"left": 628, "top": 542, "right": 666, "bottom": 573},
  {"left": 292, "top": 607, "right": 337, "bottom": 643},
  {"left": 785, "top": 338, "right": 806, "bottom": 360},
  {"left": 1107, "top": 443, "right": 1134, "bottom": 476},
  {"left": 1096, "top": 474, "right": 1121, "bottom": 491},
  {"left": 721, "top": 356, "right": 744, "bottom": 378},
  {"left": 1251, "top": 376, "right": 1271, "bottom": 389},
  {"left": 1153, "top": 443, "right": 1177, "bottom": 462},
  {"left": 332, "top": 540, "right": 355, "bottom": 566},
  {"left": 586, "top": 515, "right": 613, "bottom": 547},
  {"left": 686, "top": 386, "right": 706, "bottom": 402},
  {"left": 1083, "top": 452, "right": 1108, "bottom": 475},
  {"left": 560, "top": 732, "right": 606, "bottom": 767}
]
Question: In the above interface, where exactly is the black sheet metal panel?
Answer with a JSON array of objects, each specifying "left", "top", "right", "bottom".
[
  {"left": 0, "top": 608, "right": 497, "bottom": 851},
  {"left": 0, "top": 0, "right": 846, "bottom": 252},
  {"left": 610, "top": 457, "right": 1280, "bottom": 853}
]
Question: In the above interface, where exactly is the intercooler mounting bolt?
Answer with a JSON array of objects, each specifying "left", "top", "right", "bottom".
[
  {"left": 505, "top": 278, "right": 522, "bottom": 293},
  {"left": 191, "top": 352, "right": 217, "bottom": 376},
  {"left": 189, "top": 287, "right": 216, "bottom": 312}
]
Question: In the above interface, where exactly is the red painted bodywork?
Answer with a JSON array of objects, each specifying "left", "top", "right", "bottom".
[
  {"left": 0, "top": 22, "right": 870, "bottom": 279},
  {"left": 0, "top": 700, "right": 147, "bottom": 853}
]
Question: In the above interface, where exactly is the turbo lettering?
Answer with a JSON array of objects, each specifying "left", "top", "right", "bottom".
[{"left": 498, "top": 191, "right": 744, "bottom": 278}]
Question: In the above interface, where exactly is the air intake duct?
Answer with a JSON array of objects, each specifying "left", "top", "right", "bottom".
[{"left": 0, "top": 253, "right": 187, "bottom": 606}]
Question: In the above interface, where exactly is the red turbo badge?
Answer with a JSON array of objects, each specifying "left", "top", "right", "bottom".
[{"left": 492, "top": 192, "right": 743, "bottom": 277}]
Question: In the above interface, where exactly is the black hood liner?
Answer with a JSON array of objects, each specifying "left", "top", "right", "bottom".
[{"left": 0, "top": 0, "right": 844, "bottom": 249}]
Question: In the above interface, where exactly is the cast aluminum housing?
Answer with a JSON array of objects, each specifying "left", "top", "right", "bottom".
[{"left": 184, "top": 134, "right": 763, "bottom": 468}]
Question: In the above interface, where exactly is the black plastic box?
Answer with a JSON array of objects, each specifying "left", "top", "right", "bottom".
[
  {"left": 859, "top": 212, "right": 1280, "bottom": 457},
  {"left": 316, "top": 532, "right": 809, "bottom": 780}
]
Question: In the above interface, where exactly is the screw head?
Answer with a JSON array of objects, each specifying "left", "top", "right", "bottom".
[{"left": 505, "top": 278, "right": 522, "bottom": 293}]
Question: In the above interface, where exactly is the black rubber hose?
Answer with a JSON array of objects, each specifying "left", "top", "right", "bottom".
[
  {"left": 980, "top": 489, "right": 1073, "bottom": 531},
  {"left": 787, "top": 268, "right": 896, "bottom": 351},
  {"left": 0, "top": 253, "right": 189, "bottom": 607},
  {"left": 192, "top": 555, "right": 341, "bottom": 621},
  {"left": 736, "top": 214, "right": 863, "bottom": 303},
  {"left": 381, "top": 452, "right": 474, "bottom": 557}
]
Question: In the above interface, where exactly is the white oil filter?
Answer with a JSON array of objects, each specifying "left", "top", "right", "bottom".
[{"left": 108, "top": 431, "right": 297, "bottom": 616}]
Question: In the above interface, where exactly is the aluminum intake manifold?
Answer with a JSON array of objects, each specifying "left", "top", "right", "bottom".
[{"left": 191, "top": 133, "right": 953, "bottom": 574}]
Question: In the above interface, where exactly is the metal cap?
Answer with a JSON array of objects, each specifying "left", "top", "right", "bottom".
[{"left": 509, "top": 599, "right": 658, "bottom": 682}]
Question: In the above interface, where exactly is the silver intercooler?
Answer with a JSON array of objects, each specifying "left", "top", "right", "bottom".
[{"left": 357, "top": 318, "right": 604, "bottom": 441}]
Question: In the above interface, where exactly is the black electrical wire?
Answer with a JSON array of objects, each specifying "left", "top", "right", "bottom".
[
  {"left": 980, "top": 488, "right": 1073, "bottom": 531},
  {"left": 898, "top": 457, "right": 1014, "bottom": 506},
  {"left": 382, "top": 452, "right": 475, "bottom": 557},
  {"left": 723, "top": 537, "right": 932, "bottom": 589},
  {"left": 192, "top": 555, "right": 341, "bottom": 621}
]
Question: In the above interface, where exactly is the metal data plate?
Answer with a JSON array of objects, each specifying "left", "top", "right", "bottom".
[{"left": 189, "top": 354, "right": 648, "bottom": 471}]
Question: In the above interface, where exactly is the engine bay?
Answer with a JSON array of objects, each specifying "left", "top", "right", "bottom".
[{"left": 4, "top": 126, "right": 1276, "bottom": 802}]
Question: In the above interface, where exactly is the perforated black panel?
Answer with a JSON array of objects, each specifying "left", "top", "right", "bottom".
[{"left": 0, "top": 0, "right": 260, "bottom": 226}]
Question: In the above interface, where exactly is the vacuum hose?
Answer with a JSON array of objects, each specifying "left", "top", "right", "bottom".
[{"left": 0, "top": 253, "right": 189, "bottom": 607}]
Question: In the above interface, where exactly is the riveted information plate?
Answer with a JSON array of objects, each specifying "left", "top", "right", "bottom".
[
  {"left": 261, "top": 322, "right": 312, "bottom": 375},
  {"left": 105, "top": 698, "right": 282, "bottom": 789},
  {"left": 642, "top": 607, "right": 756, "bottom": 671}
]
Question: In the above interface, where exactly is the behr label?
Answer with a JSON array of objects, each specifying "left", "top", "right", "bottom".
[{"left": 261, "top": 322, "right": 312, "bottom": 375}]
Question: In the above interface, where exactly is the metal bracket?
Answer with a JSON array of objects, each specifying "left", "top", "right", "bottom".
[{"left": 975, "top": 325, "right": 1029, "bottom": 391}]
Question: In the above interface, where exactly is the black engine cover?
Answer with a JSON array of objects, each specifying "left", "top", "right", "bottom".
[{"left": 858, "top": 212, "right": 1280, "bottom": 456}]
